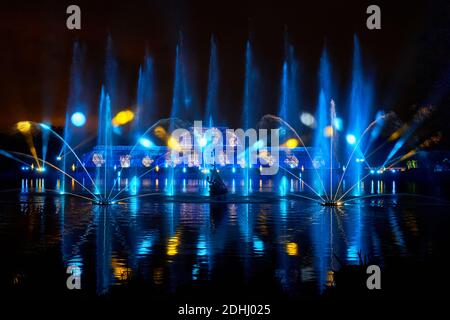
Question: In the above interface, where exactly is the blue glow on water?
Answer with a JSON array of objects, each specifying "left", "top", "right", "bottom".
[
  {"left": 137, "top": 235, "right": 153, "bottom": 256},
  {"left": 252, "top": 236, "right": 264, "bottom": 255},
  {"left": 130, "top": 176, "right": 140, "bottom": 196},
  {"left": 279, "top": 176, "right": 288, "bottom": 196},
  {"left": 197, "top": 235, "right": 208, "bottom": 256}
]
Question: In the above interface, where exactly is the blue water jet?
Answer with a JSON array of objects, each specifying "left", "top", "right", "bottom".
[
  {"left": 278, "top": 34, "right": 300, "bottom": 128},
  {"left": 240, "top": 41, "right": 260, "bottom": 196},
  {"left": 96, "top": 87, "right": 113, "bottom": 199},
  {"left": 135, "top": 55, "right": 156, "bottom": 133},
  {"left": 61, "top": 41, "right": 87, "bottom": 194},
  {"left": 204, "top": 35, "right": 219, "bottom": 127},
  {"left": 104, "top": 35, "right": 118, "bottom": 114},
  {"left": 345, "top": 35, "right": 374, "bottom": 194},
  {"left": 313, "top": 46, "right": 334, "bottom": 197}
]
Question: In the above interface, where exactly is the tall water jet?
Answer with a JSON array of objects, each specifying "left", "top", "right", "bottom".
[
  {"left": 241, "top": 41, "right": 259, "bottom": 196},
  {"left": 278, "top": 34, "right": 300, "bottom": 128},
  {"left": 96, "top": 87, "right": 113, "bottom": 201},
  {"left": 204, "top": 35, "right": 219, "bottom": 127},
  {"left": 167, "top": 34, "right": 191, "bottom": 196},
  {"left": 104, "top": 35, "right": 118, "bottom": 115},
  {"left": 313, "top": 46, "right": 334, "bottom": 198},
  {"left": 61, "top": 41, "right": 87, "bottom": 194},
  {"left": 345, "top": 35, "right": 374, "bottom": 195},
  {"left": 170, "top": 32, "right": 197, "bottom": 123},
  {"left": 135, "top": 55, "right": 156, "bottom": 134}
]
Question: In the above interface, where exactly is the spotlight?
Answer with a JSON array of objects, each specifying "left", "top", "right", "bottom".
[
  {"left": 139, "top": 137, "right": 153, "bottom": 148},
  {"left": 346, "top": 134, "right": 356, "bottom": 145},
  {"left": 17, "top": 121, "right": 31, "bottom": 133},
  {"left": 199, "top": 137, "right": 207, "bottom": 148},
  {"left": 284, "top": 138, "right": 298, "bottom": 149},
  {"left": 71, "top": 112, "right": 86, "bottom": 127},
  {"left": 56, "top": 156, "right": 62, "bottom": 161},
  {"left": 300, "top": 112, "right": 315, "bottom": 127},
  {"left": 112, "top": 110, "right": 134, "bottom": 127},
  {"left": 370, "top": 170, "right": 375, "bottom": 174},
  {"left": 232, "top": 167, "right": 236, "bottom": 173},
  {"left": 333, "top": 118, "right": 343, "bottom": 131}
]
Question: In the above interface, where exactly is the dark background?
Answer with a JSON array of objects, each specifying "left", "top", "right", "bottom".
[{"left": 0, "top": 0, "right": 449, "bottom": 145}]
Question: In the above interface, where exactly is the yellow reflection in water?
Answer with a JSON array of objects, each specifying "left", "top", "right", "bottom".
[
  {"left": 167, "top": 232, "right": 181, "bottom": 256},
  {"left": 153, "top": 267, "right": 164, "bottom": 285},
  {"left": 285, "top": 242, "right": 299, "bottom": 256},
  {"left": 111, "top": 257, "right": 132, "bottom": 281},
  {"left": 326, "top": 270, "right": 335, "bottom": 287}
]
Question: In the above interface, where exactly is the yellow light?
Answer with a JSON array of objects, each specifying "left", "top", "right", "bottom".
[
  {"left": 17, "top": 121, "right": 31, "bottom": 133},
  {"left": 326, "top": 270, "right": 335, "bottom": 287},
  {"left": 111, "top": 257, "right": 132, "bottom": 280},
  {"left": 71, "top": 163, "right": 76, "bottom": 172},
  {"left": 389, "top": 125, "right": 407, "bottom": 141},
  {"left": 285, "top": 242, "right": 298, "bottom": 256},
  {"left": 155, "top": 165, "right": 160, "bottom": 172},
  {"left": 324, "top": 126, "right": 334, "bottom": 137},
  {"left": 112, "top": 109, "right": 134, "bottom": 127},
  {"left": 167, "top": 136, "right": 181, "bottom": 151},
  {"left": 154, "top": 126, "right": 167, "bottom": 139},
  {"left": 167, "top": 234, "right": 180, "bottom": 256},
  {"left": 284, "top": 138, "right": 298, "bottom": 149}
]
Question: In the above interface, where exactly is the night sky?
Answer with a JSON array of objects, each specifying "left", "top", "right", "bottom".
[{"left": 0, "top": 0, "right": 449, "bottom": 143}]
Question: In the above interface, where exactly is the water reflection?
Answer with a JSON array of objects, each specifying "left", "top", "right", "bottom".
[{"left": 3, "top": 177, "right": 448, "bottom": 297}]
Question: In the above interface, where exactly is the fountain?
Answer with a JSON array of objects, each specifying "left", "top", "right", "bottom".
[{"left": 0, "top": 33, "right": 439, "bottom": 210}]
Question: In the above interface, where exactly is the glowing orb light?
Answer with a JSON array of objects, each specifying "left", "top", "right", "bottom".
[
  {"left": 17, "top": 121, "right": 31, "bottom": 133},
  {"left": 346, "top": 134, "right": 356, "bottom": 145},
  {"left": 333, "top": 117, "right": 343, "bottom": 131},
  {"left": 71, "top": 112, "right": 86, "bottom": 127},
  {"left": 284, "top": 138, "right": 298, "bottom": 149},
  {"left": 168, "top": 136, "right": 181, "bottom": 151},
  {"left": 112, "top": 110, "right": 134, "bottom": 127},
  {"left": 139, "top": 137, "right": 153, "bottom": 148},
  {"left": 300, "top": 112, "right": 315, "bottom": 127},
  {"left": 324, "top": 126, "right": 334, "bottom": 137}
]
